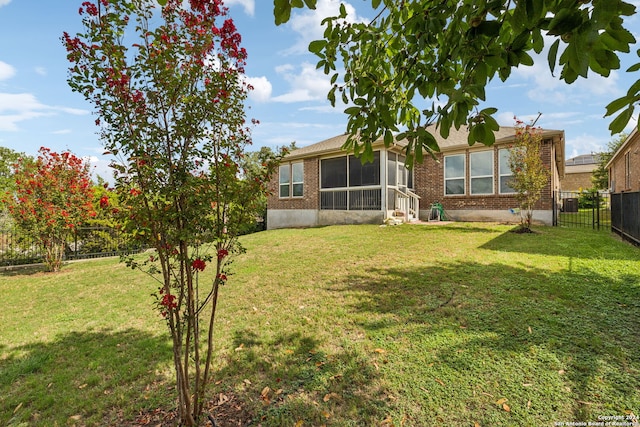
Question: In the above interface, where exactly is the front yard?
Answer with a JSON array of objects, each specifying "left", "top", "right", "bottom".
[{"left": 1, "top": 223, "right": 639, "bottom": 426}]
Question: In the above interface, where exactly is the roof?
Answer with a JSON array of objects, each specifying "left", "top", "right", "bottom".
[
  {"left": 286, "top": 126, "right": 565, "bottom": 162},
  {"left": 564, "top": 163, "right": 598, "bottom": 174},
  {"left": 565, "top": 153, "right": 601, "bottom": 166}
]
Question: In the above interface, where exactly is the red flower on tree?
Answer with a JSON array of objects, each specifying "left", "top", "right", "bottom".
[
  {"left": 191, "top": 258, "right": 206, "bottom": 271},
  {"left": 217, "top": 249, "right": 228, "bottom": 260}
]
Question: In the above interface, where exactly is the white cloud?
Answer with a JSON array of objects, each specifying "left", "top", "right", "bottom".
[
  {"left": 225, "top": 0, "right": 254, "bottom": 16},
  {"left": 283, "top": 0, "right": 367, "bottom": 55},
  {"left": 512, "top": 41, "right": 624, "bottom": 105},
  {"left": 244, "top": 76, "right": 272, "bottom": 103},
  {"left": 565, "top": 133, "right": 610, "bottom": 158},
  {"left": 0, "top": 92, "right": 89, "bottom": 131},
  {"left": 0, "top": 61, "right": 16, "bottom": 80},
  {"left": 0, "top": 0, "right": 11, "bottom": 8},
  {"left": 52, "top": 129, "right": 72, "bottom": 135},
  {"left": 271, "top": 62, "right": 331, "bottom": 103},
  {"left": 34, "top": 67, "right": 47, "bottom": 76}
]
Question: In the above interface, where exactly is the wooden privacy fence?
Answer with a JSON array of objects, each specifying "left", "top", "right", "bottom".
[
  {"left": 611, "top": 191, "right": 640, "bottom": 246},
  {"left": 0, "top": 225, "right": 145, "bottom": 267}
]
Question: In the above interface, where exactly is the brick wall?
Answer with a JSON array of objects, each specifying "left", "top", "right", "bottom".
[
  {"left": 413, "top": 141, "right": 555, "bottom": 212},
  {"left": 267, "top": 158, "right": 319, "bottom": 210},
  {"left": 560, "top": 172, "right": 594, "bottom": 191},
  {"left": 609, "top": 132, "right": 640, "bottom": 193}
]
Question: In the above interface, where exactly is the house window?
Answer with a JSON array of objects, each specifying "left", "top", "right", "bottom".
[
  {"left": 470, "top": 151, "right": 494, "bottom": 195},
  {"left": 625, "top": 151, "right": 631, "bottom": 189},
  {"left": 320, "top": 152, "right": 381, "bottom": 210},
  {"left": 279, "top": 162, "right": 304, "bottom": 198},
  {"left": 444, "top": 154, "right": 465, "bottom": 195},
  {"left": 498, "top": 148, "right": 516, "bottom": 194}
]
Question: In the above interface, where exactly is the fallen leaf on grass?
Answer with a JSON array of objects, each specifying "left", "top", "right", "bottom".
[
  {"left": 374, "top": 348, "right": 386, "bottom": 354},
  {"left": 295, "top": 421, "right": 304, "bottom": 427},
  {"left": 503, "top": 403, "right": 511, "bottom": 412},
  {"left": 435, "top": 378, "right": 445, "bottom": 386},
  {"left": 78, "top": 383, "right": 88, "bottom": 389},
  {"left": 381, "top": 415, "right": 394, "bottom": 425},
  {"left": 323, "top": 392, "right": 340, "bottom": 402},
  {"left": 13, "top": 403, "right": 22, "bottom": 414},
  {"left": 528, "top": 326, "right": 532, "bottom": 334},
  {"left": 558, "top": 369, "right": 565, "bottom": 375},
  {"left": 234, "top": 343, "right": 244, "bottom": 351},
  {"left": 475, "top": 423, "right": 480, "bottom": 427},
  {"left": 496, "top": 398, "right": 508, "bottom": 405},
  {"left": 522, "top": 383, "right": 533, "bottom": 387}
]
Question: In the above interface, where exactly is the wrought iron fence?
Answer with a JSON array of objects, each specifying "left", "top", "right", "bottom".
[
  {"left": 611, "top": 191, "right": 640, "bottom": 246},
  {"left": 0, "top": 224, "right": 145, "bottom": 267},
  {"left": 553, "top": 191, "right": 611, "bottom": 230}
]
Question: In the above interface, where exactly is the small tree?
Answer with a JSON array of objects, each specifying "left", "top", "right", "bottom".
[
  {"left": 508, "top": 120, "right": 550, "bottom": 232},
  {"left": 64, "top": 1, "right": 281, "bottom": 424},
  {"left": 591, "top": 133, "right": 627, "bottom": 191},
  {"left": 4, "top": 147, "right": 96, "bottom": 271}
]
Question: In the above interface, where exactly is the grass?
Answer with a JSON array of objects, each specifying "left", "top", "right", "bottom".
[{"left": 1, "top": 223, "right": 639, "bottom": 426}]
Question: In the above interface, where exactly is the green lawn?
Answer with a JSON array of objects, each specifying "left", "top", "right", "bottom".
[{"left": 1, "top": 223, "right": 639, "bottom": 426}]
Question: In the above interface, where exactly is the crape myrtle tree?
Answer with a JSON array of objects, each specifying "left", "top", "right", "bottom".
[
  {"left": 507, "top": 119, "right": 550, "bottom": 232},
  {"left": 3, "top": 148, "right": 96, "bottom": 272},
  {"left": 272, "top": 0, "right": 639, "bottom": 164},
  {"left": 64, "top": 0, "right": 281, "bottom": 425}
]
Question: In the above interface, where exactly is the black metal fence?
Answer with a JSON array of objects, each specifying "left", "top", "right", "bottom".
[
  {"left": 611, "top": 191, "right": 640, "bottom": 245},
  {"left": 553, "top": 191, "right": 611, "bottom": 230},
  {"left": 0, "top": 225, "right": 145, "bottom": 267}
]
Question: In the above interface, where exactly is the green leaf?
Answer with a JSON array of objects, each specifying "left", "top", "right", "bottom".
[
  {"left": 548, "top": 39, "right": 560, "bottom": 75},
  {"left": 605, "top": 95, "right": 630, "bottom": 116},
  {"left": 608, "top": 106, "right": 634, "bottom": 134},
  {"left": 308, "top": 39, "right": 327, "bottom": 54},
  {"left": 303, "top": 0, "right": 317, "bottom": 9},
  {"left": 384, "top": 129, "right": 393, "bottom": 146},
  {"left": 157, "top": 0, "right": 167, "bottom": 5},
  {"left": 344, "top": 106, "right": 360, "bottom": 115},
  {"left": 372, "top": 0, "right": 382, "bottom": 8},
  {"left": 274, "top": 0, "right": 292, "bottom": 25},
  {"left": 626, "top": 62, "right": 640, "bottom": 72}
]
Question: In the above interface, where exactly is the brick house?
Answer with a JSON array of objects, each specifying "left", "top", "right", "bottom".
[
  {"left": 607, "top": 127, "right": 640, "bottom": 193},
  {"left": 267, "top": 126, "right": 565, "bottom": 229},
  {"left": 560, "top": 154, "right": 600, "bottom": 191}
]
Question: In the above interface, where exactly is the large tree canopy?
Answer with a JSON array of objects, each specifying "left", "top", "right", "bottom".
[{"left": 274, "top": 0, "right": 639, "bottom": 165}]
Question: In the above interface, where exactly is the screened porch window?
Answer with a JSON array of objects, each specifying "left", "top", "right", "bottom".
[
  {"left": 444, "top": 154, "right": 465, "bottom": 195},
  {"left": 320, "top": 152, "right": 381, "bottom": 210}
]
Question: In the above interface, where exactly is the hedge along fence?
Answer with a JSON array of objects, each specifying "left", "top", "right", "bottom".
[{"left": 0, "top": 224, "right": 145, "bottom": 267}]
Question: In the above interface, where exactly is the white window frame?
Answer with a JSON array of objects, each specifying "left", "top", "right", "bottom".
[
  {"left": 444, "top": 154, "right": 466, "bottom": 195},
  {"left": 498, "top": 148, "right": 517, "bottom": 194},
  {"left": 469, "top": 150, "right": 494, "bottom": 195},
  {"left": 279, "top": 162, "right": 304, "bottom": 198}
]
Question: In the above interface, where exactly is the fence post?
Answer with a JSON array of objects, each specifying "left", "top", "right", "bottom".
[
  {"left": 596, "top": 192, "right": 600, "bottom": 231},
  {"left": 552, "top": 191, "right": 557, "bottom": 226}
]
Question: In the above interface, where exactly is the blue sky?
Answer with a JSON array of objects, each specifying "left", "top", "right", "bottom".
[{"left": 0, "top": 0, "right": 639, "bottom": 180}]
